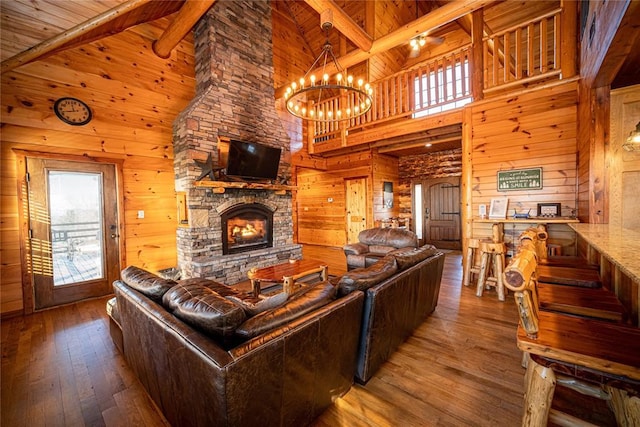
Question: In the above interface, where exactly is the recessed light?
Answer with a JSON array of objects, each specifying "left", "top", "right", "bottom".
[{"left": 425, "top": 143, "right": 432, "bottom": 147}]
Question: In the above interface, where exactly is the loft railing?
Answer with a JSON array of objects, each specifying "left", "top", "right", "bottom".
[
  {"left": 312, "top": 47, "right": 472, "bottom": 146},
  {"left": 483, "top": 8, "right": 562, "bottom": 92},
  {"left": 310, "top": 8, "right": 563, "bottom": 149}
]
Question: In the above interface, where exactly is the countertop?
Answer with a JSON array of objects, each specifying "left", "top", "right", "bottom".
[
  {"left": 474, "top": 217, "right": 580, "bottom": 224},
  {"left": 569, "top": 223, "right": 640, "bottom": 283}
]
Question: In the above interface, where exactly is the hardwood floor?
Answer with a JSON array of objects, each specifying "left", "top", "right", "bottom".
[{"left": 2, "top": 249, "right": 526, "bottom": 426}]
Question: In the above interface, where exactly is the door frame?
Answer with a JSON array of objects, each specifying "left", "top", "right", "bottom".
[{"left": 14, "top": 150, "right": 125, "bottom": 314}]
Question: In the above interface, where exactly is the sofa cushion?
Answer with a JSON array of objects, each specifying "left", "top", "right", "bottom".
[
  {"left": 367, "top": 245, "right": 396, "bottom": 255},
  {"left": 163, "top": 282, "right": 246, "bottom": 338},
  {"left": 393, "top": 245, "right": 439, "bottom": 270},
  {"left": 358, "top": 228, "right": 418, "bottom": 249},
  {"left": 235, "top": 281, "right": 337, "bottom": 339},
  {"left": 179, "top": 277, "right": 239, "bottom": 298},
  {"left": 226, "top": 292, "right": 288, "bottom": 316},
  {"left": 337, "top": 255, "right": 398, "bottom": 296},
  {"left": 121, "top": 265, "right": 177, "bottom": 301}
]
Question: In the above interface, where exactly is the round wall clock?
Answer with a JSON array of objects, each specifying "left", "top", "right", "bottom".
[{"left": 53, "top": 97, "right": 92, "bottom": 126}]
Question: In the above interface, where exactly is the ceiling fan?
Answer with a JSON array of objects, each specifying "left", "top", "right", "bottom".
[
  {"left": 409, "top": 34, "right": 444, "bottom": 58},
  {"left": 408, "top": 0, "right": 444, "bottom": 58}
]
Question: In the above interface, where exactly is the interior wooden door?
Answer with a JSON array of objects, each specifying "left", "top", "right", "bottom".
[
  {"left": 345, "top": 177, "right": 368, "bottom": 244},
  {"left": 421, "top": 177, "right": 461, "bottom": 249},
  {"left": 26, "top": 157, "right": 120, "bottom": 310}
]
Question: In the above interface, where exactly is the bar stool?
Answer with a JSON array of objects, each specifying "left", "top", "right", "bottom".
[
  {"left": 463, "top": 238, "right": 482, "bottom": 287},
  {"left": 464, "top": 224, "right": 504, "bottom": 288},
  {"left": 476, "top": 241, "right": 507, "bottom": 301}
]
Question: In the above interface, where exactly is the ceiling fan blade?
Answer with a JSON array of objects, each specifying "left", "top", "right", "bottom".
[{"left": 424, "top": 36, "right": 444, "bottom": 45}]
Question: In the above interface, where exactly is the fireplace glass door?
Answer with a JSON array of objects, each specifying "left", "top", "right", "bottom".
[{"left": 222, "top": 204, "right": 273, "bottom": 254}]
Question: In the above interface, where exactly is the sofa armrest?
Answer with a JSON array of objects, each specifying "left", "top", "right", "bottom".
[{"left": 343, "top": 242, "right": 369, "bottom": 255}]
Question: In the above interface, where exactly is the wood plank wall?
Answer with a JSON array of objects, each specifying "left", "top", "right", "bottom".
[
  {"left": 0, "top": 20, "right": 195, "bottom": 316},
  {"left": 295, "top": 151, "right": 399, "bottom": 247},
  {"left": 467, "top": 80, "right": 579, "bottom": 251}
]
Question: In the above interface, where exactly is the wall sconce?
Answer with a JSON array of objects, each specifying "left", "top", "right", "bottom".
[{"left": 622, "top": 121, "right": 640, "bottom": 152}]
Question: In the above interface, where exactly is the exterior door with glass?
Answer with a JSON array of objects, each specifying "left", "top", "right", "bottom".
[{"left": 26, "top": 158, "right": 120, "bottom": 310}]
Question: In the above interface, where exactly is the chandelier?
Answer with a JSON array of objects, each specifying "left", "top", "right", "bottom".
[{"left": 285, "top": 15, "right": 373, "bottom": 123}]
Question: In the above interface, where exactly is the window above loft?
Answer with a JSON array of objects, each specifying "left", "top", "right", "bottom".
[{"left": 413, "top": 58, "right": 472, "bottom": 118}]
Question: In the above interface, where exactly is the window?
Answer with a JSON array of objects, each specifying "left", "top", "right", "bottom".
[{"left": 413, "top": 59, "right": 472, "bottom": 118}]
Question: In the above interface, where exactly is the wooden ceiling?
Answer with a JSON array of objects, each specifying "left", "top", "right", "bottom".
[{"left": 1, "top": 1, "right": 637, "bottom": 157}]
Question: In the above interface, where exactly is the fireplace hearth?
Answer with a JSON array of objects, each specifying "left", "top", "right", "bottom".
[{"left": 222, "top": 203, "right": 273, "bottom": 255}]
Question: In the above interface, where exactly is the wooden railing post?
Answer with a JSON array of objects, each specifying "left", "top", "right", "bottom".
[
  {"left": 471, "top": 9, "right": 484, "bottom": 101},
  {"left": 560, "top": 0, "right": 577, "bottom": 79}
]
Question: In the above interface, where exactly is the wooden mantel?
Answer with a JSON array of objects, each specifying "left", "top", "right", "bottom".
[{"left": 193, "top": 180, "right": 296, "bottom": 195}]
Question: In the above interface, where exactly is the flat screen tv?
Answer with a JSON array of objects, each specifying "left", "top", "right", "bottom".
[{"left": 225, "top": 139, "right": 281, "bottom": 181}]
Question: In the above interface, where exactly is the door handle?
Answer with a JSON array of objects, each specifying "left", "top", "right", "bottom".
[
  {"left": 110, "top": 224, "right": 119, "bottom": 239},
  {"left": 425, "top": 208, "right": 430, "bottom": 219}
]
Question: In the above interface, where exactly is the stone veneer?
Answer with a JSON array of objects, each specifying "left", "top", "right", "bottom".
[{"left": 173, "top": 0, "right": 301, "bottom": 284}]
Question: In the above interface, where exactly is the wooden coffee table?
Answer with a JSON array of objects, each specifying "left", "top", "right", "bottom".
[{"left": 247, "top": 258, "right": 328, "bottom": 297}]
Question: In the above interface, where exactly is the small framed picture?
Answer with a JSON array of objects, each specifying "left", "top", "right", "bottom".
[
  {"left": 489, "top": 198, "right": 509, "bottom": 219},
  {"left": 537, "top": 203, "right": 561, "bottom": 217}
]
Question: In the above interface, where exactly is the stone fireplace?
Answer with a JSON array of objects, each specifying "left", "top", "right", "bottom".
[{"left": 173, "top": 0, "right": 301, "bottom": 284}]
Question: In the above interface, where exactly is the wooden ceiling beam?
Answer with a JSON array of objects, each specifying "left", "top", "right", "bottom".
[
  {"left": 153, "top": 0, "right": 217, "bottom": 59},
  {"left": 303, "top": 0, "right": 373, "bottom": 52},
  {"left": 276, "top": 0, "right": 491, "bottom": 98},
  {"left": 377, "top": 135, "right": 461, "bottom": 154},
  {"left": 1, "top": 0, "right": 156, "bottom": 74}
]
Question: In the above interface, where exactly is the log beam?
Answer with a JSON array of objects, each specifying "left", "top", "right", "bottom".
[
  {"left": 153, "top": 0, "right": 217, "bottom": 59},
  {"left": 276, "top": 0, "right": 491, "bottom": 99},
  {"left": 1, "top": 0, "right": 154, "bottom": 73},
  {"left": 304, "top": 0, "right": 373, "bottom": 52}
]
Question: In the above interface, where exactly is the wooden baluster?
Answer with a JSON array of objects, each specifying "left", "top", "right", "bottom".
[
  {"left": 504, "top": 31, "right": 511, "bottom": 83},
  {"left": 493, "top": 36, "right": 500, "bottom": 86},
  {"left": 527, "top": 23, "right": 534, "bottom": 77},
  {"left": 515, "top": 27, "right": 522, "bottom": 79},
  {"left": 540, "top": 18, "right": 548, "bottom": 73}
]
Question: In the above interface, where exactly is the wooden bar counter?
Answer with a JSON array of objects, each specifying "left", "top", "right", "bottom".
[{"left": 569, "top": 223, "right": 640, "bottom": 325}]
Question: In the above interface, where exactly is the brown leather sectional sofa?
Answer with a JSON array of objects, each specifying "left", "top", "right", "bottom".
[{"left": 109, "top": 240, "right": 444, "bottom": 426}]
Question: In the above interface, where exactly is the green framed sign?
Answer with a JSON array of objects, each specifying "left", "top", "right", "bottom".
[{"left": 497, "top": 168, "right": 542, "bottom": 191}]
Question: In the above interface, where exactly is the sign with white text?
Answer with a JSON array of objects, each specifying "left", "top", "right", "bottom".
[{"left": 497, "top": 168, "right": 542, "bottom": 191}]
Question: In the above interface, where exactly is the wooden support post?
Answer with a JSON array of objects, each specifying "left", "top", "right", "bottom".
[
  {"left": 607, "top": 386, "right": 640, "bottom": 426},
  {"left": 522, "top": 358, "right": 556, "bottom": 427}
]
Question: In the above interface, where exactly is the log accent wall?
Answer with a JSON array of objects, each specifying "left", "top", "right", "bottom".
[
  {"left": 465, "top": 80, "right": 579, "bottom": 252},
  {"left": 0, "top": 20, "right": 195, "bottom": 316}
]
